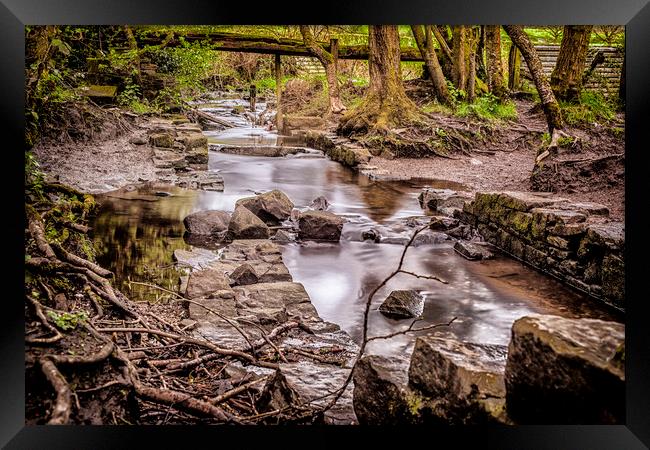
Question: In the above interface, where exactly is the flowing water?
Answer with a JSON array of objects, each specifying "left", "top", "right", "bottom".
[{"left": 90, "top": 99, "right": 621, "bottom": 357}]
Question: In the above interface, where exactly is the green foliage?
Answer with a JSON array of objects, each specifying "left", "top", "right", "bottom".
[
  {"left": 25, "top": 152, "right": 46, "bottom": 199},
  {"left": 47, "top": 310, "right": 88, "bottom": 331},
  {"left": 456, "top": 93, "right": 518, "bottom": 121},
  {"left": 561, "top": 91, "right": 617, "bottom": 125}
]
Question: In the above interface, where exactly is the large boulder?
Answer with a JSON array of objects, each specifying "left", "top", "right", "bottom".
[
  {"left": 227, "top": 205, "right": 270, "bottom": 240},
  {"left": 183, "top": 210, "right": 230, "bottom": 237},
  {"left": 505, "top": 314, "right": 625, "bottom": 424},
  {"left": 378, "top": 290, "right": 424, "bottom": 319},
  {"left": 236, "top": 190, "right": 294, "bottom": 224},
  {"left": 409, "top": 337, "right": 511, "bottom": 424},
  {"left": 298, "top": 211, "right": 344, "bottom": 241},
  {"left": 353, "top": 355, "right": 419, "bottom": 425}
]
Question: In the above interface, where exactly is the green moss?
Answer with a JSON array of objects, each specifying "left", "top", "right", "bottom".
[
  {"left": 405, "top": 392, "right": 424, "bottom": 417},
  {"left": 509, "top": 211, "right": 533, "bottom": 236}
]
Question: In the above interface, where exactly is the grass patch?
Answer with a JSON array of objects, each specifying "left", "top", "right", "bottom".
[
  {"left": 456, "top": 93, "right": 518, "bottom": 121},
  {"left": 561, "top": 91, "right": 617, "bottom": 126}
]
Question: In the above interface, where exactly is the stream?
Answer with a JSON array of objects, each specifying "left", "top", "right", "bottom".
[{"left": 90, "top": 97, "right": 621, "bottom": 357}]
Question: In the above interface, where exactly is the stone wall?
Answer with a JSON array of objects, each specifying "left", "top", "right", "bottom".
[{"left": 457, "top": 191, "right": 624, "bottom": 309}]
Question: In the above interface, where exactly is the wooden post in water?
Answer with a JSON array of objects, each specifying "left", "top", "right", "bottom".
[{"left": 275, "top": 54, "right": 284, "bottom": 133}]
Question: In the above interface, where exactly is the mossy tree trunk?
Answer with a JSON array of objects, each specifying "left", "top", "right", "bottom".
[
  {"left": 467, "top": 27, "right": 480, "bottom": 102},
  {"left": 504, "top": 26, "right": 564, "bottom": 133},
  {"left": 451, "top": 26, "right": 468, "bottom": 93},
  {"left": 411, "top": 25, "right": 453, "bottom": 106},
  {"left": 504, "top": 25, "right": 568, "bottom": 152},
  {"left": 550, "top": 25, "right": 593, "bottom": 102},
  {"left": 485, "top": 25, "right": 507, "bottom": 99},
  {"left": 338, "top": 25, "right": 421, "bottom": 135},
  {"left": 299, "top": 26, "right": 346, "bottom": 114}
]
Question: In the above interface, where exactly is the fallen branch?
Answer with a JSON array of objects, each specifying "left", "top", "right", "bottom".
[{"left": 97, "top": 327, "right": 279, "bottom": 370}]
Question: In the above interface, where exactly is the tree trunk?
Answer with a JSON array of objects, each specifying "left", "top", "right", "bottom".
[
  {"left": 432, "top": 25, "right": 453, "bottom": 63},
  {"left": 451, "top": 26, "right": 468, "bottom": 93},
  {"left": 485, "top": 25, "right": 507, "bottom": 98},
  {"left": 504, "top": 25, "right": 564, "bottom": 135},
  {"left": 550, "top": 25, "right": 593, "bottom": 102},
  {"left": 467, "top": 27, "right": 479, "bottom": 102},
  {"left": 299, "top": 26, "right": 346, "bottom": 114},
  {"left": 275, "top": 54, "right": 284, "bottom": 131},
  {"left": 411, "top": 25, "right": 452, "bottom": 106},
  {"left": 339, "top": 25, "right": 420, "bottom": 134}
]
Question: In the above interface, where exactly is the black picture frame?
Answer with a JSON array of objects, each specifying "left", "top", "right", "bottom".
[{"left": 3, "top": 1, "right": 649, "bottom": 447}]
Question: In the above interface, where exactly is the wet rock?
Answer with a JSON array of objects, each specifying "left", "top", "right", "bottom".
[
  {"left": 234, "top": 281, "right": 319, "bottom": 322},
  {"left": 353, "top": 355, "right": 418, "bottom": 425},
  {"left": 183, "top": 210, "right": 230, "bottom": 236},
  {"left": 378, "top": 290, "right": 424, "bottom": 319},
  {"left": 227, "top": 205, "right": 270, "bottom": 240},
  {"left": 412, "top": 230, "right": 449, "bottom": 247},
  {"left": 229, "top": 263, "right": 259, "bottom": 286},
  {"left": 409, "top": 337, "right": 510, "bottom": 424},
  {"left": 556, "top": 201, "right": 610, "bottom": 217},
  {"left": 149, "top": 132, "right": 175, "bottom": 148},
  {"left": 153, "top": 149, "right": 188, "bottom": 170},
  {"left": 447, "top": 224, "right": 472, "bottom": 240},
  {"left": 419, "top": 188, "right": 472, "bottom": 214},
  {"left": 505, "top": 314, "right": 625, "bottom": 424},
  {"left": 176, "top": 172, "right": 224, "bottom": 191},
  {"left": 298, "top": 211, "right": 344, "bottom": 242},
  {"left": 255, "top": 370, "right": 302, "bottom": 413},
  {"left": 361, "top": 228, "right": 381, "bottom": 243},
  {"left": 271, "top": 229, "right": 295, "bottom": 242},
  {"left": 178, "top": 318, "right": 197, "bottom": 330},
  {"left": 173, "top": 247, "right": 220, "bottom": 270},
  {"left": 236, "top": 190, "right": 295, "bottom": 224},
  {"left": 601, "top": 254, "right": 624, "bottom": 305},
  {"left": 186, "top": 268, "right": 233, "bottom": 299},
  {"left": 219, "top": 145, "right": 307, "bottom": 157},
  {"left": 583, "top": 223, "right": 625, "bottom": 251},
  {"left": 454, "top": 241, "right": 494, "bottom": 260},
  {"left": 429, "top": 216, "right": 460, "bottom": 231},
  {"left": 310, "top": 195, "right": 330, "bottom": 211},
  {"left": 129, "top": 136, "right": 148, "bottom": 145}
]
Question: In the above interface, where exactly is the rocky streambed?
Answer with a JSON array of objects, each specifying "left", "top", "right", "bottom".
[{"left": 86, "top": 96, "right": 624, "bottom": 425}]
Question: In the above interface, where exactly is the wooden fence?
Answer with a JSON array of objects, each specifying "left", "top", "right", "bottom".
[{"left": 520, "top": 45, "right": 623, "bottom": 95}]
